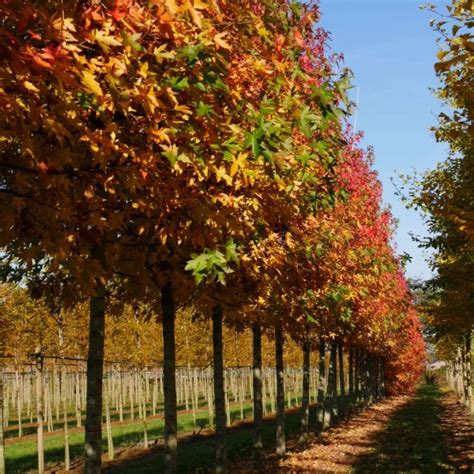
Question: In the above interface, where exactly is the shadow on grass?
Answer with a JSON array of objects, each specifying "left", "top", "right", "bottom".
[
  {"left": 105, "top": 402, "right": 318, "bottom": 474},
  {"left": 353, "top": 383, "right": 454, "bottom": 473}
]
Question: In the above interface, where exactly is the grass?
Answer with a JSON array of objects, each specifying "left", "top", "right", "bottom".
[
  {"left": 4, "top": 397, "right": 211, "bottom": 440},
  {"left": 104, "top": 394, "right": 361, "bottom": 474},
  {"left": 6, "top": 391, "right": 363, "bottom": 473},
  {"left": 105, "top": 403, "right": 321, "bottom": 474},
  {"left": 5, "top": 395, "right": 313, "bottom": 473},
  {"left": 353, "top": 382, "right": 454, "bottom": 473}
]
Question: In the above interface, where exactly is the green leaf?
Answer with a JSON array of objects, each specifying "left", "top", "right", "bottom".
[
  {"left": 122, "top": 33, "right": 143, "bottom": 52},
  {"left": 196, "top": 101, "right": 213, "bottom": 117},
  {"left": 170, "top": 77, "right": 189, "bottom": 91}
]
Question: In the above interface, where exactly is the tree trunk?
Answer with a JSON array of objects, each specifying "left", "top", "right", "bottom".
[
  {"left": 380, "top": 358, "right": 385, "bottom": 397},
  {"left": 298, "top": 339, "right": 310, "bottom": 447},
  {"left": 62, "top": 370, "right": 70, "bottom": 471},
  {"left": 36, "top": 355, "right": 45, "bottom": 474},
  {"left": 354, "top": 348, "right": 360, "bottom": 403},
  {"left": 464, "top": 333, "right": 472, "bottom": 412},
  {"left": 161, "top": 280, "right": 178, "bottom": 474},
  {"left": 348, "top": 346, "right": 354, "bottom": 402},
  {"left": 326, "top": 341, "right": 338, "bottom": 425},
  {"left": 338, "top": 342, "right": 345, "bottom": 417},
  {"left": 455, "top": 347, "right": 463, "bottom": 399},
  {"left": 84, "top": 278, "right": 106, "bottom": 474},
  {"left": 315, "top": 339, "right": 327, "bottom": 433},
  {"left": 212, "top": 304, "right": 227, "bottom": 473},
  {"left": 105, "top": 381, "right": 114, "bottom": 460},
  {"left": 252, "top": 322, "right": 264, "bottom": 468},
  {"left": 0, "top": 369, "right": 5, "bottom": 474},
  {"left": 275, "top": 323, "right": 286, "bottom": 457}
]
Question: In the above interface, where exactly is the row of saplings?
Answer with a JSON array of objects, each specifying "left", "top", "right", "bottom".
[{"left": 163, "top": 316, "right": 386, "bottom": 473}]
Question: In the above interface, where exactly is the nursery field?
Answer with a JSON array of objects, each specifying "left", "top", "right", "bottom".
[{"left": 0, "top": 0, "right": 472, "bottom": 473}]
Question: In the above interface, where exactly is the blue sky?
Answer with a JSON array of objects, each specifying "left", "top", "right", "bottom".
[{"left": 319, "top": 0, "right": 449, "bottom": 280}]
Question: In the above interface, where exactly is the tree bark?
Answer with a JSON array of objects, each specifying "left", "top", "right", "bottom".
[
  {"left": 212, "top": 304, "right": 227, "bottom": 473},
  {"left": 380, "top": 358, "right": 385, "bottom": 397},
  {"left": 455, "top": 347, "right": 463, "bottom": 399},
  {"left": 275, "top": 323, "right": 285, "bottom": 457},
  {"left": 298, "top": 339, "right": 310, "bottom": 446},
  {"left": 348, "top": 346, "right": 354, "bottom": 402},
  {"left": 326, "top": 341, "right": 338, "bottom": 425},
  {"left": 161, "top": 280, "right": 178, "bottom": 474},
  {"left": 338, "top": 342, "right": 345, "bottom": 417},
  {"left": 0, "top": 369, "right": 5, "bottom": 474},
  {"left": 84, "top": 274, "right": 106, "bottom": 474},
  {"left": 36, "top": 354, "right": 45, "bottom": 474},
  {"left": 464, "top": 333, "right": 472, "bottom": 412},
  {"left": 315, "top": 338, "right": 327, "bottom": 433},
  {"left": 354, "top": 348, "right": 361, "bottom": 403},
  {"left": 252, "top": 322, "right": 264, "bottom": 468}
]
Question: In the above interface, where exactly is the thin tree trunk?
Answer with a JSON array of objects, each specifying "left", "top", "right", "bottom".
[
  {"left": 298, "top": 339, "right": 310, "bottom": 447},
  {"left": 161, "top": 280, "right": 178, "bottom": 474},
  {"left": 455, "top": 347, "right": 463, "bottom": 399},
  {"left": 62, "top": 370, "right": 70, "bottom": 471},
  {"left": 380, "top": 358, "right": 385, "bottom": 397},
  {"left": 212, "top": 304, "right": 227, "bottom": 473},
  {"left": 141, "top": 379, "right": 148, "bottom": 450},
  {"left": 275, "top": 323, "right": 285, "bottom": 458},
  {"left": 464, "top": 333, "right": 472, "bottom": 412},
  {"left": 326, "top": 341, "right": 338, "bottom": 426},
  {"left": 0, "top": 369, "right": 5, "bottom": 474},
  {"left": 354, "top": 348, "right": 360, "bottom": 403},
  {"left": 315, "top": 338, "right": 327, "bottom": 433},
  {"left": 338, "top": 342, "right": 345, "bottom": 417},
  {"left": 252, "top": 322, "right": 263, "bottom": 468},
  {"left": 348, "top": 346, "right": 354, "bottom": 402},
  {"left": 105, "top": 381, "right": 114, "bottom": 460},
  {"left": 36, "top": 355, "right": 45, "bottom": 474},
  {"left": 75, "top": 372, "right": 82, "bottom": 428},
  {"left": 84, "top": 275, "right": 106, "bottom": 474}
]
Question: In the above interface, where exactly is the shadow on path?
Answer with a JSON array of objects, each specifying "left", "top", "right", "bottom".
[{"left": 353, "top": 383, "right": 455, "bottom": 473}]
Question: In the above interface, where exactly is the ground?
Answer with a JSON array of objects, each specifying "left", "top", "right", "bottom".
[
  {"left": 268, "top": 383, "right": 473, "bottom": 473},
  {"left": 56, "top": 380, "right": 472, "bottom": 473}
]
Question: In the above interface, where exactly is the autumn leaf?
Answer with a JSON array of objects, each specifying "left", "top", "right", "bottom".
[
  {"left": 214, "top": 32, "right": 231, "bottom": 50},
  {"left": 82, "top": 70, "right": 103, "bottom": 96}
]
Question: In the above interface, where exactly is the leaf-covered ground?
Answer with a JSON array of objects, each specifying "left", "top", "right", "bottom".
[
  {"left": 49, "top": 381, "right": 473, "bottom": 473},
  {"left": 267, "top": 382, "right": 473, "bottom": 473}
]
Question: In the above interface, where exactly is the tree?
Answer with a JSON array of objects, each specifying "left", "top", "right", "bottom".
[{"left": 406, "top": 0, "right": 472, "bottom": 408}]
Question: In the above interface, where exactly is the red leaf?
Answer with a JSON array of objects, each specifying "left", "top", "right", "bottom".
[{"left": 294, "top": 31, "right": 305, "bottom": 47}]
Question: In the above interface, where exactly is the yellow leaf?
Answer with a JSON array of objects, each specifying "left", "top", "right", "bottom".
[
  {"left": 215, "top": 166, "right": 232, "bottom": 185},
  {"left": 23, "top": 81, "right": 39, "bottom": 92},
  {"left": 437, "top": 50, "right": 448, "bottom": 60},
  {"left": 193, "top": 0, "right": 208, "bottom": 10},
  {"left": 190, "top": 8, "right": 202, "bottom": 28},
  {"left": 82, "top": 70, "right": 103, "bottom": 96},
  {"left": 166, "top": 0, "right": 178, "bottom": 15},
  {"left": 93, "top": 30, "right": 122, "bottom": 51},
  {"left": 154, "top": 44, "right": 175, "bottom": 63},
  {"left": 139, "top": 61, "right": 149, "bottom": 78},
  {"left": 148, "top": 128, "right": 171, "bottom": 144},
  {"left": 214, "top": 32, "right": 231, "bottom": 50},
  {"left": 174, "top": 104, "right": 192, "bottom": 115},
  {"left": 230, "top": 152, "right": 248, "bottom": 177},
  {"left": 184, "top": 0, "right": 202, "bottom": 28}
]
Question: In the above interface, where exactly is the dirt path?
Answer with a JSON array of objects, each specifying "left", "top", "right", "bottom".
[
  {"left": 269, "top": 382, "right": 473, "bottom": 473},
  {"left": 440, "top": 388, "right": 474, "bottom": 472},
  {"left": 265, "top": 395, "right": 412, "bottom": 473}
]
